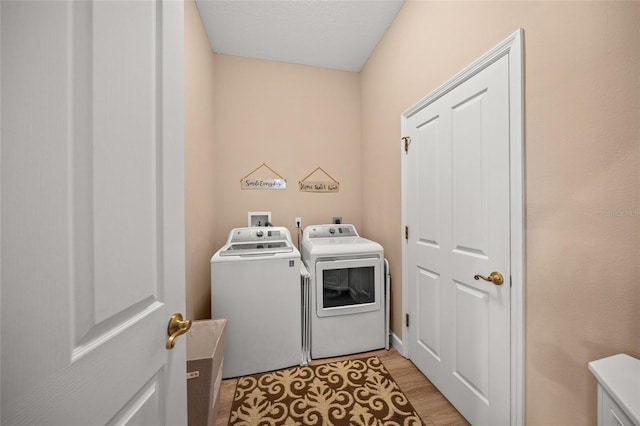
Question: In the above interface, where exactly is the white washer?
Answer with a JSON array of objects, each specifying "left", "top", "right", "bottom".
[
  {"left": 211, "top": 227, "right": 303, "bottom": 378},
  {"left": 301, "top": 224, "right": 389, "bottom": 359}
]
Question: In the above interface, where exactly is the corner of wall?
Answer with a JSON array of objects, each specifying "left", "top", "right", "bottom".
[{"left": 184, "top": 0, "right": 217, "bottom": 320}]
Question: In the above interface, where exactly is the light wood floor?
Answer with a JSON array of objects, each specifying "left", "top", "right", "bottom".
[{"left": 215, "top": 347, "right": 469, "bottom": 426}]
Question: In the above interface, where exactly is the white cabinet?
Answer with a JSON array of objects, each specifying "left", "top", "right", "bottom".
[
  {"left": 589, "top": 354, "right": 640, "bottom": 426},
  {"left": 599, "top": 384, "right": 634, "bottom": 426}
]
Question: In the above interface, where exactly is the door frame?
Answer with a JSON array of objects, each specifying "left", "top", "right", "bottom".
[
  {"left": 0, "top": 2, "right": 3, "bottom": 420},
  {"left": 400, "top": 29, "right": 525, "bottom": 425}
]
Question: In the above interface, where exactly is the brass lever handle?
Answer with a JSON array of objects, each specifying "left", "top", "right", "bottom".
[
  {"left": 473, "top": 271, "right": 504, "bottom": 286},
  {"left": 166, "top": 313, "right": 192, "bottom": 350}
]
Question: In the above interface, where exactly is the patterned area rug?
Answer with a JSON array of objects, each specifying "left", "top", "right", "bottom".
[{"left": 229, "top": 356, "right": 424, "bottom": 426}]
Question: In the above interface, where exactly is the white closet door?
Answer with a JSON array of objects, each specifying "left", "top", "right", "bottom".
[{"left": 404, "top": 54, "right": 511, "bottom": 425}]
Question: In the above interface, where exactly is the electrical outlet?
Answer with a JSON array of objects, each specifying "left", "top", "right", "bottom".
[
  {"left": 333, "top": 216, "right": 342, "bottom": 224},
  {"left": 295, "top": 217, "right": 302, "bottom": 228}
]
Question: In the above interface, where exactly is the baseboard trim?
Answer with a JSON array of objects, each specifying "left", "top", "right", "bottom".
[{"left": 390, "top": 332, "right": 405, "bottom": 356}]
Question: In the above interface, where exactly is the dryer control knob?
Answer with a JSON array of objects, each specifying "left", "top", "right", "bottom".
[
  {"left": 256, "top": 230, "right": 264, "bottom": 237},
  {"left": 329, "top": 228, "right": 335, "bottom": 234}
]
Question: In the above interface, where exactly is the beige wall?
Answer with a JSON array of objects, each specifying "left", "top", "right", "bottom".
[
  {"left": 211, "top": 54, "right": 362, "bottom": 251},
  {"left": 185, "top": 1, "right": 639, "bottom": 422},
  {"left": 360, "top": 1, "right": 640, "bottom": 424},
  {"left": 184, "top": 0, "right": 217, "bottom": 320}
]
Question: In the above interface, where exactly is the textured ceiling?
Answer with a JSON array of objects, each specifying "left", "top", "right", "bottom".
[{"left": 195, "top": 0, "right": 405, "bottom": 72}]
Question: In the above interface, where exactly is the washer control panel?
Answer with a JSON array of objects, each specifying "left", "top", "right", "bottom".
[
  {"left": 306, "top": 224, "right": 358, "bottom": 238},
  {"left": 228, "top": 227, "right": 289, "bottom": 243}
]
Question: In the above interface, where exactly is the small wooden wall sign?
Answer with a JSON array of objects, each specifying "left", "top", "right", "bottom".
[
  {"left": 240, "top": 162, "right": 287, "bottom": 190},
  {"left": 299, "top": 167, "right": 339, "bottom": 193},
  {"left": 299, "top": 181, "right": 339, "bottom": 192},
  {"left": 242, "top": 178, "right": 286, "bottom": 190}
]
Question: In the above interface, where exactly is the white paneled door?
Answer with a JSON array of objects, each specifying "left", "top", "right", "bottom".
[
  {"left": 403, "top": 40, "right": 519, "bottom": 424},
  {"left": 1, "top": 1, "right": 186, "bottom": 424}
]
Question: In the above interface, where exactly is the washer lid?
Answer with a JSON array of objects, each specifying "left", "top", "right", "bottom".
[{"left": 218, "top": 240, "right": 294, "bottom": 256}]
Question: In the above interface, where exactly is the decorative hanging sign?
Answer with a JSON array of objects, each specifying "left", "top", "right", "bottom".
[
  {"left": 240, "top": 162, "right": 286, "bottom": 190},
  {"left": 299, "top": 166, "right": 340, "bottom": 193}
]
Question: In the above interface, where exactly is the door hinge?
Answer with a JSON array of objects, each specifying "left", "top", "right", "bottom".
[
  {"left": 402, "top": 136, "right": 411, "bottom": 153},
  {"left": 405, "top": 226, "right": 409, "bottom": 240},
  {"left": 405, "top": 313, "right": 410, "bottom": 327}
]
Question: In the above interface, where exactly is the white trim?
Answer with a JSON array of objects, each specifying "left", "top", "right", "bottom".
[
  {"left": 400, "top": 117, "right": 410, "bottom": 359},
  {"left": 0, "top": 3, "right": 3, "bottom": 419},
  {"left": 402, "top": 30, "right": 522, "bottom": 118},
  {"left": 508, "top": 29, "right": 526, "bottom": 426},
  {"left": 400, "top": 29, "right": 525, "bottom": 425},
  {"left": 161, "top": 1, "right": 187, "bottom": 424},
  {"left": 390, "top": 331, "right": 404, "bottom": 356}
]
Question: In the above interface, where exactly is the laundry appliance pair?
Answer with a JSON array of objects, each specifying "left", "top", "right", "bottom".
[{"left": 210, "top": 224, "right": 388, "bottom": 379}]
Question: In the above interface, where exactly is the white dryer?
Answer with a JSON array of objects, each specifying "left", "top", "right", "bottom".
[
  {"left": 301, "top": 224, "right": 389, "bottom": 359},
  {"left": 211, "top": 227, "right": 303, "bottom": 378}
]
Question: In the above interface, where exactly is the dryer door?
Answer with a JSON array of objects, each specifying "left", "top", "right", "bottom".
[{"left": 315, "top": 257, "right": 382, "bottom": 317}]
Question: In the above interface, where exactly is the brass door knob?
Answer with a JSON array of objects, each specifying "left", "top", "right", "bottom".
[
  {"left": 473, "top": 271, "right": 504, "bottom": 286},
  {"left": 166, "top": 313, "right": 192, "bottom": 349}
]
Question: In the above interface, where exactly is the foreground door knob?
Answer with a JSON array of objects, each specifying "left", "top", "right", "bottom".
[
  {"left": 473, "top": 271, "right": 504, "bottom": 286},
  {"left": 166, "top": 313, "right": 192, "bottom": 349}
]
